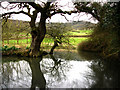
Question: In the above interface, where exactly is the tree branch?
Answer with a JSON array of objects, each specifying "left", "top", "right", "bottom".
[
  {"left": 60, "top": 14, "right": 69, "bottom": 21},
  {"left": 51, "top": 9, "right": 77, "bottom": 16},
  {"left": 74, "top": 2, "right": 101, "bottom": 21},
  {"left": 28, "top": 2, "right": 43, "bottom": 12},
  {"left": 2, "top": 11, "right": 32, "bottom": 18},
  {"left": 44, "top": 2, "right": 51, "bottom": 10},
  {"left": 30, "top": 10, "right": 39, "bottom": 28},
  {"left": 76, "top": 7, "right": 100, "bottom": 21}
]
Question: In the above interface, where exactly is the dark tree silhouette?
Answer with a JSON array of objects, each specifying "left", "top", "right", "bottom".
[{"left": 1, "top": 0, "right": 77, "bottom": 57}]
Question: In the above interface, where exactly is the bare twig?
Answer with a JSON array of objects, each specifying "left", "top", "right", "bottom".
[{"left": 60, "top": 14, "right": 69, "bottom": 21}]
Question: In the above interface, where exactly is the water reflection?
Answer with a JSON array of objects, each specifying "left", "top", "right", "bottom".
[
  {"left": 77, "top": 51, "right": 120, "bottom": 88},
  {"left": 1, "top": 52, "right": 92, "bottom": 88},
  {"left": 1, "top": 57, "right": 47, "bottom": 89},
  {"left": 1, "top": 54, "right": 72, "bottom": 88},
  {"left": 88, "top": 60, "right": 120, "bottom": 88},
  {"left": 40, "top": 54, "right": 72, "bottom": 88},
  {"left": 27, "top": 57, "right": 46, "bottom": 89},
  {"left": 1, "top": 57, "right": 32, "bottom": 88},
  {"left": 77, "top": 50, "right": 101, "bottom": 60},
  {"left": 1, "top": 51, "right": 120, "bottom": 88}
]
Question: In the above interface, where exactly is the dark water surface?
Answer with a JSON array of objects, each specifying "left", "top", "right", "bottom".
[{"left": 1, "top": 51, "right": 120, "bottom": 88}]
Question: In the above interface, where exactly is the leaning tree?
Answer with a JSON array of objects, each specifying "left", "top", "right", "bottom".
[{"left": 1, "top": 0, "right": 77, "bottom": 57}]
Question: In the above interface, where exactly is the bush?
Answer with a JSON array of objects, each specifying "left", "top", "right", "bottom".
[{"left": 1, "top": 46, "right": 19, "bottom": 51}]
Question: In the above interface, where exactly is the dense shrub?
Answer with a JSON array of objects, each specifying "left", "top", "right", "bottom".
[{"left": 78, "top": 2, "right": 120, "bottom": 60}]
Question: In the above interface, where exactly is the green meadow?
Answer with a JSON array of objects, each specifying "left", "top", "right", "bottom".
[{"left": 3, "top": 29, "right": 91, "bottom": 49}]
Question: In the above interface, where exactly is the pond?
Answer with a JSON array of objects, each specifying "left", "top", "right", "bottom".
[{"left": 1, "top": 50, "right": 120, "bottom": 89}]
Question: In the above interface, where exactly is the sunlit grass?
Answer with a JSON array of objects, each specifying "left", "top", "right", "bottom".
[
  {"left": 3, "top": 37, "right": 89, "bottom": 49},
  {"left": 3, "top": 30, "right": 91, "bottom": 49},
  {"left": 68, "top": 29, "right": 93, "bottom": 35},
  {"left": 4, "top": 39, "right": 31, "bottom": 44},
  {"left": 69, "top": 37, "right": 89, "bottom": 46}
]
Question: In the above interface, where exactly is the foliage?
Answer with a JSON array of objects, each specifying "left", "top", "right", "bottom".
[
  {"left": 2, "top": 19, "right": 31, "bottom": 41},
  {"left": 2, "top": 20, "right": 13, "bottom": 41},
  {"left": 26, "top": 46, "right": 30, "bottom": 49},
  {"left": 1, "top": 45, "right": 19, "bottom": 51},
  {"left": 71, "top": 21, "right": 95, "bottom": 30},
  {"left": 46, "top": 23, "right": 72, "bottom": 47},
  {"left": 77, "top": 2, "right": 120, "bottom": 59}
]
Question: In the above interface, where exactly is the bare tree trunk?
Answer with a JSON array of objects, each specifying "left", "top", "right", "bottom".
[
  {"left": 27, "top": 34, "right": 28, "bottom": 44},
  {"left": 7, "top": 40, "right": 9, "bottom": 44},
  {"left": 29, "top": 31, "right": 41, "bottom": 57},
  {"left": 16, "top": 36, "right": 19, "bottom": 44},
  {"left": 29, "top": 13, "right": 46, "bottom": 57},
  {"left": 17, "top": 39, "right": 19, "bottom": 44},
  {"left": 49, "top": 40, "right": 58, "bottom": 54},
  {"left": 2, "top": 40, "right": 4, "bottom": 45}
]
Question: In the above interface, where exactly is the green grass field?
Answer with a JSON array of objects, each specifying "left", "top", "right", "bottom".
[{"left": 2, "top": 29, "right": 92, "bottom": 49}]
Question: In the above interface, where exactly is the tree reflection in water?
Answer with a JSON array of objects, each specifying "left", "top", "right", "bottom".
[
  {"left": 1, "top": 57, "right": 32, "bottom": 88},
  {"left": 77, "top": 50, "right": 120, "bottom": 88},
  {"left": 1, "top": 54, "right": 71, "bottom": 89},
  {"left": 40, "top": 54, "right": 71, "bottom": 87},
  {"left": 86, "top": 60, "right": 120, "bottom": 88},
  {"left": 2, "top": 51, "right": 120, "bottom": 88},
  {"left": 27, "top": 57, "right": 46, "bottom": 89}
]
